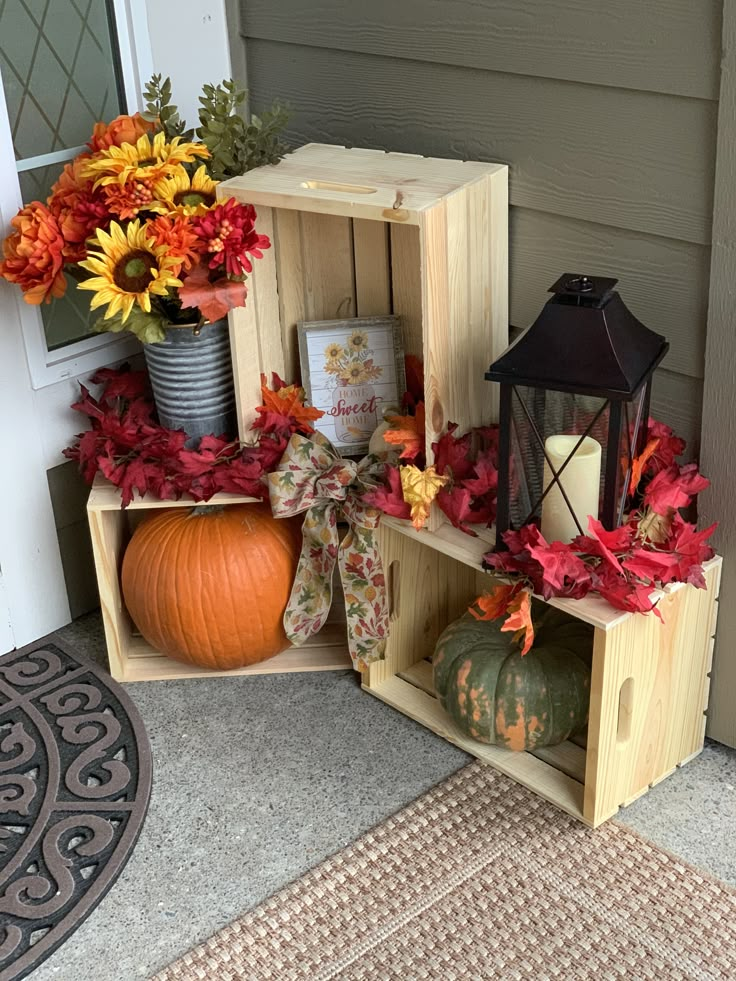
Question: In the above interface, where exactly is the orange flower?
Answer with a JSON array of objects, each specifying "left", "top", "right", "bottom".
[
  {"left": 101, "top": 178, "right": 157, "bottom": 220},
  {"left": 147, "top": 214, "right": 202, "bottom": 274},
  {"left": 48, "top": 158, "right": 108, "bottom": 262},
  {"left": 0, "top": 202, "right": 67, "bottom": 304},
  {"left": 88, "top": 112, "right": 156, "bottom": 153}
]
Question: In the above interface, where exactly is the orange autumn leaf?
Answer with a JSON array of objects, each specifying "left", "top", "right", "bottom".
[
  {"left": 383, "top": 403, "right": 426, "bottom": 460},
  {"left": 469, "top": 583, "right": 522, "bottom": 621},
  {"left": 257, "top": 373, "right": 324, "bottom": 432},
  {"left": 629, "top": 437, "right": 660, "bottom": 496},
  {"left": 500, "top": 589, "right": 535, "bottom": 655},
  {"left": 399, "top": 463, "right": 449, "bottom": 530}
]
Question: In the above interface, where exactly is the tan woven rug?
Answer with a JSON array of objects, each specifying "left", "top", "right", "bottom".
[{"left": 153, "top": 762, "right": 736, "bottom": 980}]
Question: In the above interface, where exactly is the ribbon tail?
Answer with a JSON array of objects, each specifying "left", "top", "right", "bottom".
[
  {"left": 338, "top": 523, "right": 389, "bottom": 671},
  {"left": 283, "top": 503, "right": 338, "bottom": 647}
]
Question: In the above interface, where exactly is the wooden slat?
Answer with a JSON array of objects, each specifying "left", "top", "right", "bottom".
[
  {"left": 87, "top": 477, "right": 260, "bottom": 511},
  {"left": 223, "top": 143, "right": 503, "bottom": 224},
  {"left": 247, "top": 39, "right": 717, "bottom": 244},
  {"left": 584, "top": 559, "right": 721, "bottom": 826},
  {"left": 365, "top": 521, "right": 485, "bottom": 689},
  {"left": 420, "top": 172, "right": 507, "bottom": 466},
  {"left": 365, "top": 675, "right": 586, "bottom": 822},
  {"left": 271, "top": 208, "right": 358, "bottom": 382},
  {"left": 390, "top": 225, "right": 423, "bottom": 358},
  {"left": 700, "top": 0, "right": 736, "bottom": 749},
  {"left": 240, "top": 0, "right": 720, "bottom": 101},
  {"left": 510, "top": 208, "right": 710, "bottom": 380},
  {"left": 273, "top": 208, "right": 306, "bottom": 382},
  {"left": 353, "top": 219, "right": 391, "bottom": 316},
  {"left": 121, "top": 640, "right": 352, "bottom": 682},
  {"left": 227, "top": 203, "right": 283, "bottom": 434},
  {"left": 398, "top": 657, "right": 435, "bottom": 695},
  {"left": 87, "top": 506, "right": 130, "bottom": 681},
  {"left": 300, "top": 211, "right": 357, "bottom": 321}
]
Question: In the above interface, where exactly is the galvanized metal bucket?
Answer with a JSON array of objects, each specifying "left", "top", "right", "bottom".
[{"left": 143, "top": 318, "right": 237, "bottom": 445}]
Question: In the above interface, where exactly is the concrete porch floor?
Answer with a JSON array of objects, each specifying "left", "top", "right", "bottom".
[{"left": 31, "top": 612, "right": 736, "bottom": 980}]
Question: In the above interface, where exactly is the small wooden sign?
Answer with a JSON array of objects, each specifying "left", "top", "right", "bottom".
[{"left": 298, "top": 315, "right": 406, "bottom": 455}]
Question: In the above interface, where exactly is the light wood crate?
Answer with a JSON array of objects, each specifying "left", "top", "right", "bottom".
[
  {"left": 87, "top": 478, "right": 351, "bottom": 682},
  {"left": 220, "top": 143, "right": 509, "bottom": 482},
  {"left": 362, "top": 517, "right": 722, "bottom": 827}
]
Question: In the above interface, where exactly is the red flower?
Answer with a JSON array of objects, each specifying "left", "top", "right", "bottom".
[
  {"left": 643, "top": 463, "right": 709, "bottom": 515},
  {"left": 192, "top": 197, "right": 270, "bottom": 277},
  {"left": 0, "top": 202, "right": 67, "bottom": 303}
]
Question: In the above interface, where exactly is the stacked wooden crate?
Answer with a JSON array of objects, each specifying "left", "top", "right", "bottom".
[{"left": 89, "top": 144, "right": 720, "bottom": 826}]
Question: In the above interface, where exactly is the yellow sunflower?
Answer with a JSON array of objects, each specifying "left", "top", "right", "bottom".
[
  {"left": 83, "top": 132, "right": 210, "bottom": 187},
  {"left": 348, "top": 329, "right": 369, "bottom": 353},
  {"left": 150, "top": 164, "right": 218, "bottom": 216},
  {"left": 341, "top": 361, "right": 369, "bottom": 385},
  {"left": 324, "top": 341, "right": 345, "bottom": 363},
  {"left": 77, "top": 219, "right": 182, "bottom": 322}
]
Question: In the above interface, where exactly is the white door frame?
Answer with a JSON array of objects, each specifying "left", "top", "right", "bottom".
[{"left": 0, "top": 0, "right": 233, "bottom": 652}]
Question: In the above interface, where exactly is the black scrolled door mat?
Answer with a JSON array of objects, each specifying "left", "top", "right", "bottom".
[{"left": 0, "top": 636, "right": 152, "bottom": 980}]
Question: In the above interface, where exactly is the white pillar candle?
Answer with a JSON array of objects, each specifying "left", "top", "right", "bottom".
[{"left": 540, "top": 435, "right": 602, "bottom": 544}]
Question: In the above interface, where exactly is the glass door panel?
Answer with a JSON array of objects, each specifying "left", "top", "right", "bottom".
[{"left": 0, "top": 0, "right": 126, "bottom": 349}]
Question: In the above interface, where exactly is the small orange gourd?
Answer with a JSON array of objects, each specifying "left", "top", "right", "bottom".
[{"left": 121, "top": 503, "right": 300, "bottom": 670}]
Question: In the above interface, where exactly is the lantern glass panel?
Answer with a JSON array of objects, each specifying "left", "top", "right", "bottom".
[{"left": 506, "top": 384, "right": 646, "bottom": 540}]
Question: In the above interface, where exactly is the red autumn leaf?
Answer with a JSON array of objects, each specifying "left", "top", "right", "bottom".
[
  {"left": 432, "top": 423, "right": 474, "bottom": 480},
  {"left": 500, "top": 589, "right": 535, "bottom": 655},
  {"left": 362, "top": 465, "right": 411, "bottom": 520},
  {"left": 662, "top": 515, "right": 717, "bottom": 587},
  {"left": 118, "top": 458, "right": 149, "bottom": 507},
  {"left": 469, "top": 582, "right": 523, "bottom": 621},
  {"left": 644, "top": 464, "right": 710, "bottom": 515},
  {"left": 571, "top": 517, "right": 634, "bottom": 573},
  {"left": 527, "top": 538, "right": 593, "bottom": 594},
  {"left": 179, "top": 262, "right": 248, "bottom": 322},
  {"left": 461, "top": 457, "right": 498, "bottom": 498},
  {"left": 629, "top": 437, "right": 660, "bottom": 497},
  {"left": 646, "top": 418, "right": 686, "bottom": 473},
  {"left": 383, "top": 402, "right": 426, "bottom": 461},
  {"left": 215, "top": 454, "right": 267, "bottom": 497},
  {"left": 503, "top": 524, "right": 547, "bottom": 555},
  {"left": 595, "top": 572, "right": 663, "bottom": 619},
  {"left": 176, "top": 446, "right": 224, "bottom": 476},
  {"left": 268, "top": 372, "right": 290, "bottom": 391},
  {"left": 437, "top": 487, "right": 476, "bottom": 534},
  {"left": 622, "top": 548, "right": 681, "bottom": 584},
  {"left": 90, "top": 366, "right": 148, "bottom": 402}
]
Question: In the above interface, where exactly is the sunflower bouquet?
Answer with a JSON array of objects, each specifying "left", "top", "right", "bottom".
[
  {"left": 324, "top": 329, "right": 384, "bottom": 386},
  {"left": 0, "top": 76, "right": 289, "bottom": 343}
]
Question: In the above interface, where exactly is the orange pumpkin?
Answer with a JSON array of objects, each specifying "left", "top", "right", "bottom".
[{"left": 121, "top": 503, "right": 300, "bottom": 670}]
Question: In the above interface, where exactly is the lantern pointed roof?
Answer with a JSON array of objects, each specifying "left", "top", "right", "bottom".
[{"left": 486, "top": 274, "right": 669, "bottom": 399}]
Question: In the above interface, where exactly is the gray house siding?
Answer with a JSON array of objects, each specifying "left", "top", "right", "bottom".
[{"left": 236, "top": 0, "right": 721, "bottom": 453}]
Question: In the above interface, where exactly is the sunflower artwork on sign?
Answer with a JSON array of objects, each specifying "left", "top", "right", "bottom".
[{"left": 298, "top": 316, "right": 406, "bottom": 456}]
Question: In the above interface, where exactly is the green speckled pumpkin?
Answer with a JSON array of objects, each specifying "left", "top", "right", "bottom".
[{"left": 433, "top": 605, "right": 593, "bottom": 751}]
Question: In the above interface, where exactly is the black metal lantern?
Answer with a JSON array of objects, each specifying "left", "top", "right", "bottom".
[{"left": 486, "top": 274, "right": 669, "bottom": 548}]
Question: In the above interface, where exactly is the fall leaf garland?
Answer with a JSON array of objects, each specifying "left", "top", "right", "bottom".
[
  {"left": 363, "top": 365, "right": 715, "bottom": 654},
  {"left": 64, "top": 367, "right": 323, "bottom": 506}
]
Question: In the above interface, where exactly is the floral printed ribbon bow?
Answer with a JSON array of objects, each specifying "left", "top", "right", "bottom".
[{"left": 268, "top": 431, "right": 389, "bottom": 670}]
